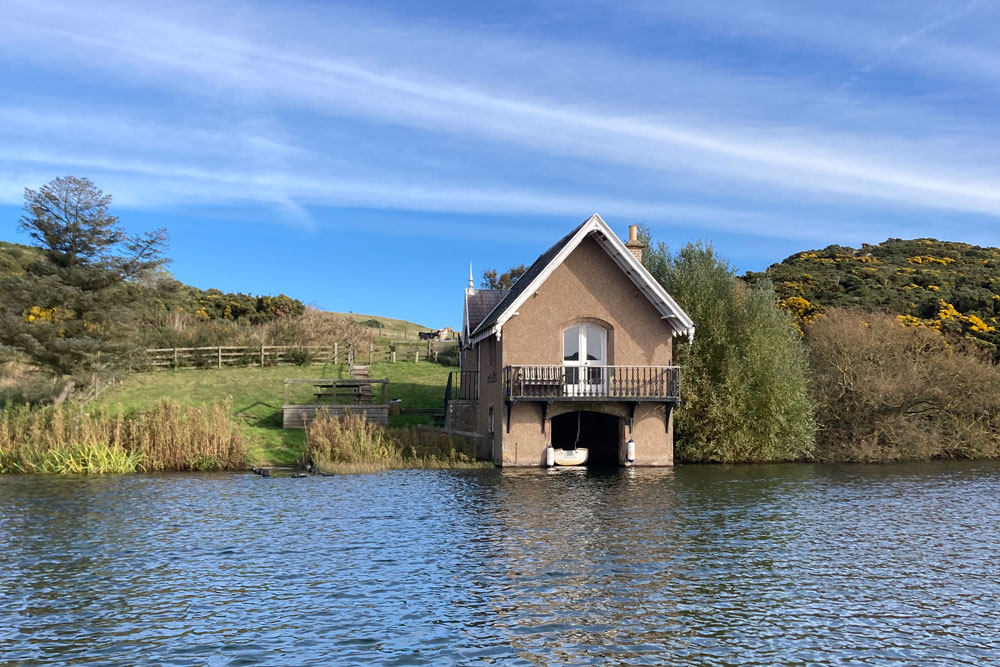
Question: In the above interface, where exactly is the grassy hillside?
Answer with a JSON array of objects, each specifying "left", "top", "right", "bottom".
[
  {"left": 93, "top": 362, "right": 456, "bottom": 466},
  {"left": 340, "top": 312, "right": 440, "bottom": 337},
  {"left": 748, "top": 238, "right": 1000, "bottom": 356},
  {"left": 0, "top": 240, "right": 41, "bottom": 275}
]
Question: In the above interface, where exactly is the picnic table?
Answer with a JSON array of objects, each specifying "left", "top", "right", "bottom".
[
  {"left": 313, "top": 379, "right": 370, "bottom": 404},
  {"left": 283, "top": 377, "right": 390, "bottom": 406}
]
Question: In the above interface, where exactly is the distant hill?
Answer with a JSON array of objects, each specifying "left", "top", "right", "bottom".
[
  {"left": 747, "top": 237, "right": 1000, "bottom": 354},
  {"left": 0, "top": 240, "right": 453, "bottom": 340},
  {"left": 0, "top": 240, "right": 305, "bottom": 324},
  {"left": 339, "top": 313, "right": 442, "bottom": 339}
]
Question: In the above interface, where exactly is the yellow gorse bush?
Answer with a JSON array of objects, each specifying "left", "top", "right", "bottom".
[
  {"left": 908, "top": 255, "right": 956, "bottom": 265},
  {"left": 779, "top": 296, "right": 825, "bottom": 327},
  {"left": 25, "top": 306, "right": 58, "bottom": 322},
  {"left": 967, "top": 314, "right": 995, "bottom": 333},
  {"left": 897, "top": 301, "right": 995, "bottom": 335}
]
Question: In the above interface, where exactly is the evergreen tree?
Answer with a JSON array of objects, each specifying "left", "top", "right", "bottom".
[
  {"left": 0, "top": 177, "right": 167, "bottom": 400},
  {"left": 645, "top": 241, "right": 815, "bottom": 462}
]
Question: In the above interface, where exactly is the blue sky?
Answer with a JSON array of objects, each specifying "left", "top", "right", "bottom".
[{"left": 2, "top": 0, "right": 999, "bottom": 327}]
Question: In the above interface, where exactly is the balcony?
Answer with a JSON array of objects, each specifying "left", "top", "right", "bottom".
[{"left": 504, "top": 365, "right": 680, "bottom": 402}]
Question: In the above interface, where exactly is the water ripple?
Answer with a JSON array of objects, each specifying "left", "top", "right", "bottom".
[{"left": 2, "top": 462, "right": 1000, "bottom": 665}]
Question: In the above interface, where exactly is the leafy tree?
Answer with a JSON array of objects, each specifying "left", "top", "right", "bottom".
[
  {"left": 645, "top": 241, "right": 815, "bottom": 462},
  {"left": 481, "top": 264, "right": 526, "bottom": 290},
  {"left": 0, "top": 177, "right": 167, "bottom": 401}
]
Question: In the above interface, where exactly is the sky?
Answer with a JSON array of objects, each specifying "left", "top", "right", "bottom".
[{"left": 2, "top": 0, "right": 999, "bottom": 327}]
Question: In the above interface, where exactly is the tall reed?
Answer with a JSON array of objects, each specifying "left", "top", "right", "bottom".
[
  {"left": 303, "top": 410, "right": 486, "bottom": 474},
  {"left": 0, "top": 399, "right": 247, "bottom": 474}
]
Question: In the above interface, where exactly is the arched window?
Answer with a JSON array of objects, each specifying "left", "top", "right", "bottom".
[{"left": 562, "top": 323, "right": 607, "bottom": 394}]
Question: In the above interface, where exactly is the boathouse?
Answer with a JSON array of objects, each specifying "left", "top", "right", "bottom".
[{"left": 448, "top": 214, "right": 694, "bottom": 466}]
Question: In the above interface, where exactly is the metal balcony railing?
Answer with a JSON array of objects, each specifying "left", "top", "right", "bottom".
[
  {"left": 445, "top": 370, "right": 480, "bottom": 402},
  {"left": 504, "top": 365, "right": 680, "bottom": 402}
]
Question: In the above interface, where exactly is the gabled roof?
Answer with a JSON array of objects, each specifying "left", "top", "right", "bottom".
[
  {"left": 468, "top": 214, "right": 695, "bottom": 344},
  {"left": 465, "top": 289, "right": 509, "bottom": 333}
]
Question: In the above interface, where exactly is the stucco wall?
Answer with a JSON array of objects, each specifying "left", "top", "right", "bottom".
[
  {"left": 468, "top": 232, "right": 682, "bottom": 467},
  {"left": 473, "top": 335, "right": 504, "bottom": 464},
  {"left": 503, "top": 402, "right": 547, "bottom": 466},
  {"left": 502, "top": 401, "right": 672, "bottom": 466},
  {"left": 500, "top": 235, "right": 674, "bottom": 367},
  {"left": 500, "top": 234, "right": 677, "bottom": 466},
  {"left": 631, "top": 402, "right": 674, "bottom": 466},
  {"left": 460, "top": 347, "right": 476, "bottom": 374}
]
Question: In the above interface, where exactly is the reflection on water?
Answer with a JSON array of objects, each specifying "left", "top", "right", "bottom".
[{"left": 2, "top": 462, "right": 1000, "bottom": 665}]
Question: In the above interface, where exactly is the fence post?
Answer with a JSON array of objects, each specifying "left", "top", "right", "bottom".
[
  {"left": 218, "top": 346, "right": 222, "bottom": 369},
  {"left": 369, "top": 342, "right": 374, "bottom": 366},
  {"left": 173, "top": 348, "right": 178, "bottom": 370},
  {"left": 415, "top": 349, "right": 419, "bottom": 364},
  {"left": 260, "top": 345, "right": 265, "bottom": 367},
  {"left": 334, "top": 342, "right": 338, "bottom": 365},
  {"left": 391, "top": 350, "right": 396, "bottom": 363}
]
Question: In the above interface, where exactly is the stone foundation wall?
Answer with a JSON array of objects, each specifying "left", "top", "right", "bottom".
[{"left": 445, "top": 400, "right": 479, "bottom": 433}]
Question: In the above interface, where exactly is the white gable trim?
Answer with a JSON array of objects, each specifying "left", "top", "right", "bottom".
[{"left": 469, "top": 214, "right": 695, "bottom": 345}]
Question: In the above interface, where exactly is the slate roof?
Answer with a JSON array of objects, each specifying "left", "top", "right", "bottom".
[
  {"left": 470, "top": 220, "right": 587, "bottom": 337},
  {"left": 466, "top": 289, "right": 510, "bottom": 333}
]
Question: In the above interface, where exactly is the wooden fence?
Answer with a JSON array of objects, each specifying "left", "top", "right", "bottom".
[
  {"left": 145, "top": 340, "right": 459, "bottom": 369},
  {"left": 146, "top": 345, "right": 338, "bottom": 369}
]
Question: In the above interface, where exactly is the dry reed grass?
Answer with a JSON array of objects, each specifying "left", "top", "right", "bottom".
[
  {"left": 0, "top": 398, "right": 247, "bottom": 473},
  {"left": 303, "top": 410, "right": 488, "bottom": 473}
]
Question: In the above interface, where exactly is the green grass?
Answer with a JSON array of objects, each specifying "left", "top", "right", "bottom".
[{"left": 93, "top": 362, "right": 456, "bottom": 466}]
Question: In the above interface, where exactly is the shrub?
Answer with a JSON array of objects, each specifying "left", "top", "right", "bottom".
[
  {"left": 805, "top": 309, "right": 1000, "bottom": 461},
  {"left": 435, "top": 344, "right": 460, "bottom": 366},
  {"left": 645, "top": 241, "right": 816, "bottom": 462},
  {"left": 286, "top": 347, "right": 313, "bottom": 366}
]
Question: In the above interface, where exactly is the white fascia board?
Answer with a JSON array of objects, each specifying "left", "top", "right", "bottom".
[
  {"left": 473, "top": 213, "right": 695, "bottom": 344},
  {"left": 488, "top": 215, "right": 605, "bottom": 336},
  {"left": 591, "top": 226, "right": 695, "bottom": 338},
  {"left": 468, "top": 324, "right": 498, "bottom": 346}
]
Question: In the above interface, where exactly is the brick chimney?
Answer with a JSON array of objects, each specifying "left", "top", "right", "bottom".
[{"left": 625, "top": 224, "right": 644, "bottom": 263}]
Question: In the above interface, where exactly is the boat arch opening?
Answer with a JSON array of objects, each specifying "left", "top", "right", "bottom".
[{"left": 550, "top": 410, "right": 623, "bottom": 466}]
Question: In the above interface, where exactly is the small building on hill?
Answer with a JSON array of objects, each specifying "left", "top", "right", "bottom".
[{"left": 450, "top": 214, "right": 694, "bottom": 467}]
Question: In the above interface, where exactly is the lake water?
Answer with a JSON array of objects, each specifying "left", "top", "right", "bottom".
[{"left": 2, "top": 462, "right": 999, "bottom": 666}]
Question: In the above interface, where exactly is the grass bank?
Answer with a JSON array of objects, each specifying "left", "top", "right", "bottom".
[{"left": 92, "top": 362, "right": 456, "bottom": 466}]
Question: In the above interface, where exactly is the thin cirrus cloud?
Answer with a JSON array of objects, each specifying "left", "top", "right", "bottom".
[{"left": 1, "top": 0, "right": 999, "bottom": 243}]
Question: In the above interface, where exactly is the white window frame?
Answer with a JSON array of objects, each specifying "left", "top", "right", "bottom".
[{"left": 562, "top": 323, "right": 608, "bottom": 395}]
